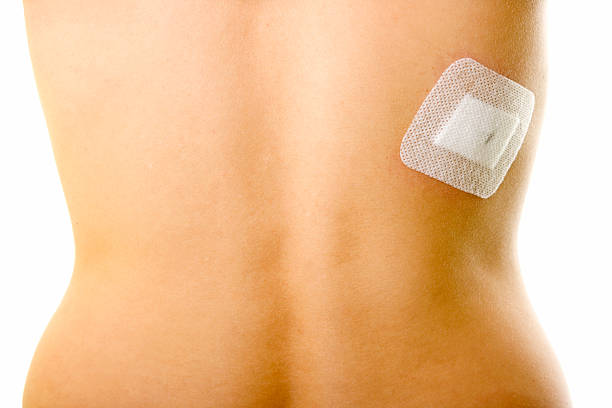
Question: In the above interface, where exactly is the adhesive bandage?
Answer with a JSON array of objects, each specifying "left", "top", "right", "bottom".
[{"left": 399, "top": 58, "right": 535, "bottom": 198}]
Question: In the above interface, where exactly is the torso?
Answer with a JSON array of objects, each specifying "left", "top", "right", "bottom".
[{"left": 23, "top": 1, "right": 570, "bottom": 407}]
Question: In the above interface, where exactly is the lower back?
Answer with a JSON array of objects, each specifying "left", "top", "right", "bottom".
[{"left": 22, "top": 1, "right": 569, "bottom": 406}]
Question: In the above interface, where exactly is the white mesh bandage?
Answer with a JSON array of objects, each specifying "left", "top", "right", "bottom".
[{"left": 399, "top": 58, "right": 535, "bottom": 198}]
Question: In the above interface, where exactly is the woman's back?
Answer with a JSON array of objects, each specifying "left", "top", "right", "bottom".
[{"left": 22, "top": 1, "right": 570, "bottom": 407}]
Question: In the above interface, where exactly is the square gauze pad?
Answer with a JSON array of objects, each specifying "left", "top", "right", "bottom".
[{"left": 399, "top": 58, "right": 535, "bottom": 198}]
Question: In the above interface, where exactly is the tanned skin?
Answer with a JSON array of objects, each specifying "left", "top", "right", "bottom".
[{"left": 22, "top": 1, "right": 570, "bottom": 407}]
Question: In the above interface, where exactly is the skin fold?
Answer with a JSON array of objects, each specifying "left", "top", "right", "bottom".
[{"left": 22, "top": 1, "right": 570, "bottom": 407}]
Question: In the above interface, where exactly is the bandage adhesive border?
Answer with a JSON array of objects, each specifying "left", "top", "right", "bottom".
[{"left": 399, "top": 58, "right": 535, "bottom": 198}]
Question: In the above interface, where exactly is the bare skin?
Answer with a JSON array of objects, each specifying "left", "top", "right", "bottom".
[{"left": 22, "top": 1, "right": 570, "bottom": 407}]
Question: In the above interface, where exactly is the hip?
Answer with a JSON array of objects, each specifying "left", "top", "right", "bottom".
[{"left": 23, "top": 258, "right": 570, "bottom": 408}]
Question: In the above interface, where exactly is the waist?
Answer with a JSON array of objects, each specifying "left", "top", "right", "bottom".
[{"left": 24, "top": 255, "right": 565, "bottom": 408}]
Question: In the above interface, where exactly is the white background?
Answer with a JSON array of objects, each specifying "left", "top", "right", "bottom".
[{"left": 1, "top": 2, "right": 610, "bottom": 407}]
